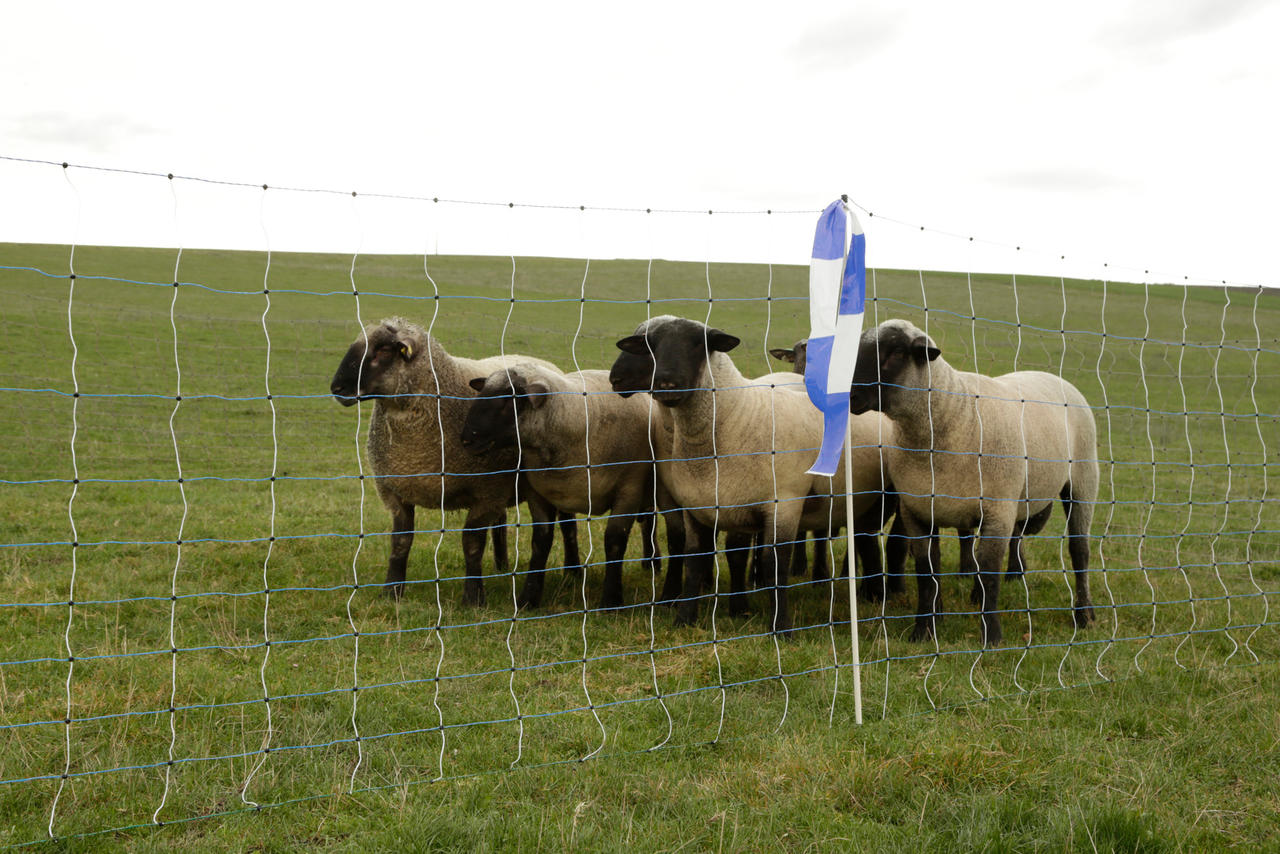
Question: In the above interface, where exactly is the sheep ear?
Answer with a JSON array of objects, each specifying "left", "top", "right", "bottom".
[
  {"left": 769, "top": 348, "right": 796, "bottom": 363},
  {"left": 616, "top": 334, "right": 648, "bottom": 354},
  {"left": 912, "top": 334, "right": 941, "bottom": 362},
  {"left": 707, "top": 329, "right": 740, "bottom": 353},
  {"left": 523, "top": 380, "right": 551, "bottom": 408},
  {"left": 394, "top": 331, "right": 420, "bottom": 362},
  {"left": 468, "top": 377, "right": 488, "bottom": 392}
]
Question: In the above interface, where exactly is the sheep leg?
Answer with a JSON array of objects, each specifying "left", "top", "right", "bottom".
[
  {"left": 675, "top": 516, "right": 715, "bottom": 627},
  {"left": 760, "top": 535, "right": 794, "bottom": 638},
  {"left": 724, "top": 532, "right": 753, "bottom": 618},
  {"left": 810, "top": 536, "right": 829, "bottom": 580},
  {"left": 386, "top": 501, "right": 415, "bottom": 599},
  {"left": 1005, "top": 535, "right": 1026, "bottom": 579},
  {"left": 639, "top": 510, "right": 660, "bottom": 576},
  {"left": 1062, "top": 485, "right": 1096, "bottom": 628},
  {"left": 460, "top": 508, "right": 501, "bottom": 607},
  {"left": 853, "top": 503, "right": 890, "bottom": 602},
  {"left": 1009, "top": 502, "right": 1051, "bottom": 579},
  {"left": 976, "top": 502, "right": 1050, "bottom": 605},
  {"left": 658, "top": 507, "right": 686, "bottom": 604},
  {"left": 906, "top": 513, "right": 941, "bottom": 642},
  {"left": 520, "top": 492, "right": 557, "bottom": 609},
  {"left": 490, "top": 518, "right": 508, "bottom": 592},
  {"left": 760, "top": 506, "right": 801, "bottom": 637},
  {"left": 599, "top": 513, "right": 631, "bottom": 611},
  {"left": 962, "top": 529, "right": 984, "bottom": 605},
  {"left": 852, "top": 529, "right": 883, "bottom": 602},
  {"left": 973, "top": 520, "right": 1015, "bottom": 648},
  {"left": 460, "top": 525, "right": 488, "bottom": 606},
  {"left": 558, "top": 512, "right": 582, "bottom": 578},
  {"left": 884, "top": 512, "right": 908, "bottom": 596},
  {"left": 971, "top": 501, "right": 1051, "bottom": 604}
]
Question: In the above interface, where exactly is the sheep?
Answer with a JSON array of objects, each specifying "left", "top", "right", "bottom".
[
  {"left": 848, "top": 318, "right": 1098, "bottom": 647},
  {"left": 609, "top": 315, "right": 898, "bottom": 635},
  {"left": 459, "top": 362, "right": 675, "bottom": 610},
  {"left": 613, "top": 326, "right": 904, "bottom": 611},
  {"left": 771, "top": 339, "right": 1019, "bottom": 598},
  {"left": 609, "top": 331, "right": 810, "bottom": 614},
  {"left": 329, "top": 316, "right": 573, "bottom": 604}
]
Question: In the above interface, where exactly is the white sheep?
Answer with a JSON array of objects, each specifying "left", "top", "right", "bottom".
[
  {"left": 610, "top": 315, "right": 895, "bottom": 634},
  {"left": 848, "top": 318, "right": 1098, "bottom": 647},
  {"left": 329, "top": 317, "right": 571, "bottom": 604},
  {"left": 609, "top": 328, "right": 806, "bottom": 615},
  {"left": 459, "top": 362, "right": 672, "bottom": 610},
  {"left": 770, "top": 339, "right": 1020, "bottom": 599}
]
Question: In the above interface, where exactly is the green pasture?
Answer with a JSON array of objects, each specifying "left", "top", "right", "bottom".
[{"left": 0, "top": 241, "right": 1277, "bottom": 851}]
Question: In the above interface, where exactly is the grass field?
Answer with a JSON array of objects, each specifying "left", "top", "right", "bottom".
[{"left": 1, "top": 240, "right": 1278, "bottom": 851}]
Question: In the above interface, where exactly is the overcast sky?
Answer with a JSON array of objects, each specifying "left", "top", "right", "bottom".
[{"left": 3, "top": 0, "right": 1277, "bottom": 286}]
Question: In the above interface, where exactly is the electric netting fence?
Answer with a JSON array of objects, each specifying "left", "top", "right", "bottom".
[{"left": 0, "top": 157, "right": 1276, "bottom": 847}]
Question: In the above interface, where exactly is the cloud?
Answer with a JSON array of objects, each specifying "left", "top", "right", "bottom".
[
  {"left": 3, "top": 111, "right": 160, "bottom": 156},
  {"left": 786, "top": 9, "right": 904, "bottom": 73},
  {"left": 986, "top": 167, "right": 1135, "bottom": 194},
  {"left": 1099, "top": 0, "right": 1272, "bottom": 50}
]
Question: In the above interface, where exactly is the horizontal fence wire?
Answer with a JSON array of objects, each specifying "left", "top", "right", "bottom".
[{"left": 0, "top": 155, "right": 1277, "bottom": 847}]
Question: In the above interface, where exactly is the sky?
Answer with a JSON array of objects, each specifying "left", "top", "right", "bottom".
[{"left": 2, "top": 0, "right": 1277, "bottom": 287}]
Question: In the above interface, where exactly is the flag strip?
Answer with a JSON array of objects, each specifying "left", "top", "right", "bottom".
[{"left": 804, "top": 199, "right": 867, "bottom": 477}]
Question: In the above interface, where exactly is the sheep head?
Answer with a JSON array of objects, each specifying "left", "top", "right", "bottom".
[
  {"left": 459, "top": 367, "right": 551, "bottom": 455},
  {"left": 611, "top": 316, "right": 739, "bottom": 407},
  {"left": 330, "top": 318, "right": 426, "bottom": 406},
  {"left": 608, "top": 315, "right": 672, "bottom": 398},
  {"left": 848, "top": 319, "right": 940, "bottom": 416},
  {"left": 768, "top": 338, "right": 809, "bottom": 375}
]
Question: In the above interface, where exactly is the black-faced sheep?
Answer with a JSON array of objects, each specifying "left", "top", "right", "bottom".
[
  {"left": 770, "top": 340, "right": 1017, "bottom": 600},
  {"left": 610, "top": 316, "right": 897, "bottom": 635},
  {"left": 329, "top": 317, "right": 571, "bottom": 604},
  {"left": 611, "top": 331, "right": 813, "bottom": 614},
  {"left": 459, "top": 362, "right": 672, "bottom": 610},
  {"left": 849, "top": 318, "right": 1098, "bottom": 647}
]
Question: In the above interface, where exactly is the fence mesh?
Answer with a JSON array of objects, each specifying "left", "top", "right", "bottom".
[{"left": 0, "top": 156, "right": 1276, "bottom": 847}]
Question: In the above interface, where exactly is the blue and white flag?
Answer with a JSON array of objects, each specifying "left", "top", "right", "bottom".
[{"left": 804, "top": 199, "right": 866, "bottom": 477}]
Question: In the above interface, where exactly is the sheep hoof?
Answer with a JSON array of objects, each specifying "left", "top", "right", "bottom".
[
  {"left": 462, "top": 581, "right": 487, "bottom": 607},
  {"left": 1074, "top": 606, "right": 1096, "bottom": 628},
  {"left": 858, "top": 579, "right": 887, "bottom": 604},
  {"left": 909, "top": 620, "right": 936, "bottom": 642},
  {"left": 597, "top": 595, "right": 625, "bottom": 612}
]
